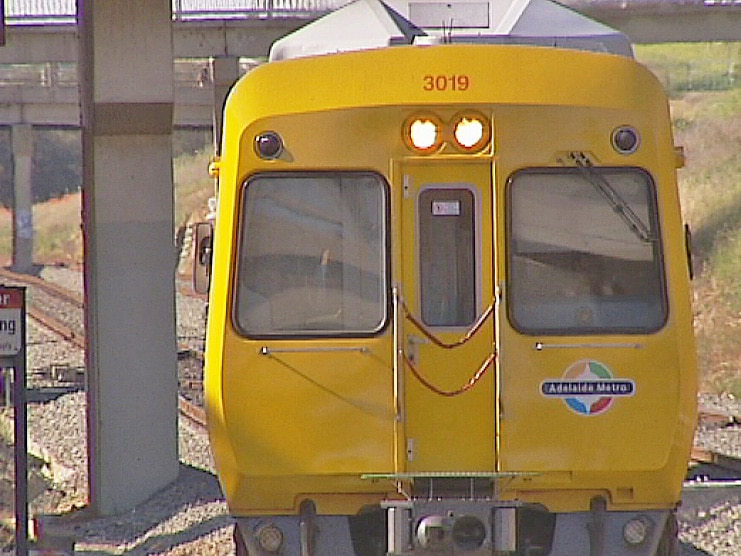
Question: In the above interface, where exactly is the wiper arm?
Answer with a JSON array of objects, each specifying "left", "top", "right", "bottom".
[{"left": 570, "top": 152, "right": 654, "bottom": 243}]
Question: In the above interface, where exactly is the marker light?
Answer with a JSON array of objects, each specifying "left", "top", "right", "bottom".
[
  {"left": 454, "top": 117, "right": 485, "bottom": 149},
  {"left": 256, "top": 523, "right": 284, "bottom": 553},
  {"left": 408, "top": 118, "right": 440, "bottom": 152},
  {"left": 612, "top": 126, "right": 640, "bottom": 155},
  {"left": 254, "top": 131, "right": 283, "bottom": 159}
]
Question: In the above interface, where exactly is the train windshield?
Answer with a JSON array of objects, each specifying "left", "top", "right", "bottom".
[
  {"left": 234, "top": 172, "right": 387, "bottom": 336},
  {"left": 508, "top": 168, "right": 666, "bottom": 334}
]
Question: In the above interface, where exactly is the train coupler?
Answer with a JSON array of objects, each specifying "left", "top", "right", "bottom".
[{"left": 384, "top": 499, "right": 518, "bottom": 555}]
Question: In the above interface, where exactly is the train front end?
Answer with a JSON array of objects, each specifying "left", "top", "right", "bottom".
[{"left": 203, "top": 44, "right": 696, "bottom": 555}]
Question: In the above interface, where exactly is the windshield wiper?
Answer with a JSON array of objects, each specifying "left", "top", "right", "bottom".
[{"left": 570, "top": 152, "right": 655, "bottom": 243}]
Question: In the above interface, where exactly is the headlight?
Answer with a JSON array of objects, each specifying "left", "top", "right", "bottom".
[
  {"left": 454, "top": 117, "right": 483, "bottom": 148},
  {"left": 623, "top": 515, "right": 653, "bottom": 546},
  {"left": 256, "top": 523, "right": 284, "bottom": 553},
  {"left": 453, "top": 112, "right": 490, "bottom": 152},
  {"left": 406, "top": 116, "right": 441, "bottom": 152},
  {"left": 404, "top": 112, "right": 491, "bottom": 154},
  {"left": 416, "top": 515, "right": 450, "bottom": 550},
  {"left": 452, "top": 515, "right": 487, "bottom": 550}
]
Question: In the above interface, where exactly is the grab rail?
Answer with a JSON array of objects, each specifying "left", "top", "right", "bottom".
[{"left": 397, "top": 291, "right": 496, "bottom": 397}]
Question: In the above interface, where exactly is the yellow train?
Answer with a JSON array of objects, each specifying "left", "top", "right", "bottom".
[{"left": 195, "top": 9, "right": 697, "bottom": 556}]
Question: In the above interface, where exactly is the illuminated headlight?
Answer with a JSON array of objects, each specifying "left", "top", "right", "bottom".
[
  {"left": 410, "top": 119, "right": 439, "bottom": 150},
  {"left": 623, "top": 515, "right": 653, "bottom": 546},
  {"left": 404, "top": 113, "right": 490, "bottom": 153},
  {"left": 255, "top": 523, "right": 284, "bottom": 553},
  {"left": 454, "top": 117, "right": 484, "bottom": 149},
  {"left": 452, "top": 112, "right": 491, "bottom": 152},
  {"left": 406, "top": 117, "right": 441, "bottom": 152}
]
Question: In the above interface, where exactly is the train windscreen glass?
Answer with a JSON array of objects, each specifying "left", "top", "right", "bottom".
[
  {"left": 235, "top": 173, "right": 387, "bottom": 336},
  {"left": 508, "top": 168, "right": 666, "bottom": 334}
]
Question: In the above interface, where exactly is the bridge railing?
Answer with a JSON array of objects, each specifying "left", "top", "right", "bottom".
[
  {"left": 172, "top": 0, "right": 350, "bottom": 19},
  {"left": 4, "top": 0, "right": 349, "bottom": 25}
]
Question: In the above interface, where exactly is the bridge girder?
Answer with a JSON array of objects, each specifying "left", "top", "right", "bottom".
[
  {"left": 0, "top": 6, "right": 739, "bottom": 128},
  {"left": 0, "top": 19, "right": 311, "bottom": 65},
  {"left": 571, "top": 3, "right": 741, "bottom": 43},
  {"left": 0, "top": 4, "right": 740, "bottom": 67}
]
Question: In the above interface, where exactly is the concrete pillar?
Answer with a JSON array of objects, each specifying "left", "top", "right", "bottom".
[
  {"left": 11, "top": 124, "right": 34, "bottom": 273},
  {"left": 78, "top": 0, "right": 178, "bottom": 515},
  {"left": 210, "top": 56, "right": 240, "bottom": 155}
]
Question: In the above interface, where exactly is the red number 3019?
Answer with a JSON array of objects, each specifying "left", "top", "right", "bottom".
[{"left": 423, "top": 74, "right": 470, "bottom": 91}]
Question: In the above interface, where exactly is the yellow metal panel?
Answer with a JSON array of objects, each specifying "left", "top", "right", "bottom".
[
  {"left": 204, "top": 43, "right": 696, "bottom": 517},
  {"left": 397, "top": 160, "right": 496, "bottom": 473}
]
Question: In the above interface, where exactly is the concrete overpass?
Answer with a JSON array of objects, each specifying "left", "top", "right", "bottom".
[
  {"left": 568, "top": 0, "right": 741, "bottom": 44},
  {"left": 0, "top": 19, "right": 311, "bottom": 128},
  {"left": 0, "top": 1, "right": 740, "bottom": 129},
  {"left": 0, "top": 58, "right": 237, "bottom": 128},
  {"left": 2, "top": 0, "right": 741, "bottom": 66},
  {"left": 4, "top": 0, "right": 741, "bottom": 64}
]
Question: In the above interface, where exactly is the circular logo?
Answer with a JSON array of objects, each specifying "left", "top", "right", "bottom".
[
  {"left": 562, "top": 359, "right": 614, "bottom": 415},
  {"left": 541, "top": 359, "right": 635, "bottom": 416}
]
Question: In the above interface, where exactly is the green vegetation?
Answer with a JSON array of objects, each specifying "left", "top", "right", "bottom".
[
  {"left": 636, "top": 42, "right": 741, "bottom": 97},
  {"left": 0, "top": 129, "right": 81, "bottom": 209}
]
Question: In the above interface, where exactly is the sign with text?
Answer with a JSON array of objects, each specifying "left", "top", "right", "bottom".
[{"left": 0, "top": 287, "right": 23, "bottom": 356}]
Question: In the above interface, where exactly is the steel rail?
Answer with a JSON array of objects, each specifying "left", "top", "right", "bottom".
[
  {"left": 1, "top": 268, "right": 208, "bottom": 429},
  {"left": 0, "top": 267, "right": 83, "bottom": 308}
]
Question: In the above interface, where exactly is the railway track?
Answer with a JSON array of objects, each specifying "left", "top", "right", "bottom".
[
  {"left": 690, "top": 409, "right": 741, "bottom": 477},
  {"left": 0, "top": 267, "right": 84, "bottom": 350},
  {"left": 0, "top": 266, "right": 207, "bottom": 427}
]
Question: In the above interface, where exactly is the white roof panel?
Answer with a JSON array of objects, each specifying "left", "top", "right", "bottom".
[{"left": 270, "top": 0, "right": 633, "bottom": 60}]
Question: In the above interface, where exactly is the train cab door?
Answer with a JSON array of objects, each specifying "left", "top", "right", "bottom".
[{"left": 396, "top": 160, "right": 497, "bottom": 474}]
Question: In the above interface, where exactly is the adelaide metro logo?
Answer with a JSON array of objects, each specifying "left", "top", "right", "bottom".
[{"left": 541, "top": 359, "right": 635, "bottom": 416}]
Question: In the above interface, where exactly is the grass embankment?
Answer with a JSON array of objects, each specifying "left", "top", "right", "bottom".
[{"left": 637, "top": 43, "right": 741, "bottom": 394}]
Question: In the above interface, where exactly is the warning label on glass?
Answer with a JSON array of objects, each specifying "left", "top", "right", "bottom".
[{"left": 432, "top": 200, "right": 461, "bottom": 216}]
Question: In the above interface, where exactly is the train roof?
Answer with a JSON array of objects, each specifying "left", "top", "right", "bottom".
[{"left": 269, "top": 0, "right": 634, "bottom": 61}]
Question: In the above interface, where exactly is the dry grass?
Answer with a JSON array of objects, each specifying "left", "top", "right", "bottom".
[
  {"left": 0, "top": 150, "right": 214, "bottom": 267},
  {"left": 668, "top": 88, "right": 741, "bottom": 394},
  {"left": 173, "top": 150, "right": 215, "bottom": 227},
  {"left": 693, "top": 273, "right": 741, "bottom": 394},
  {"left": 0, "top": 192, "right": 83, "bottom": 267}
]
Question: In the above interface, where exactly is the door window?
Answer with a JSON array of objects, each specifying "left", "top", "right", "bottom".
[{"left": 418, "top": 188, "right": 476, "bottom": 327}]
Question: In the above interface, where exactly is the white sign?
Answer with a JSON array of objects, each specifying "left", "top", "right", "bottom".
[
  {"left": 0, "top": 289, "right": 22, "bottom": 356},
  {"left": 432, "top": 200, "right": 461, "bottom": 216}
]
